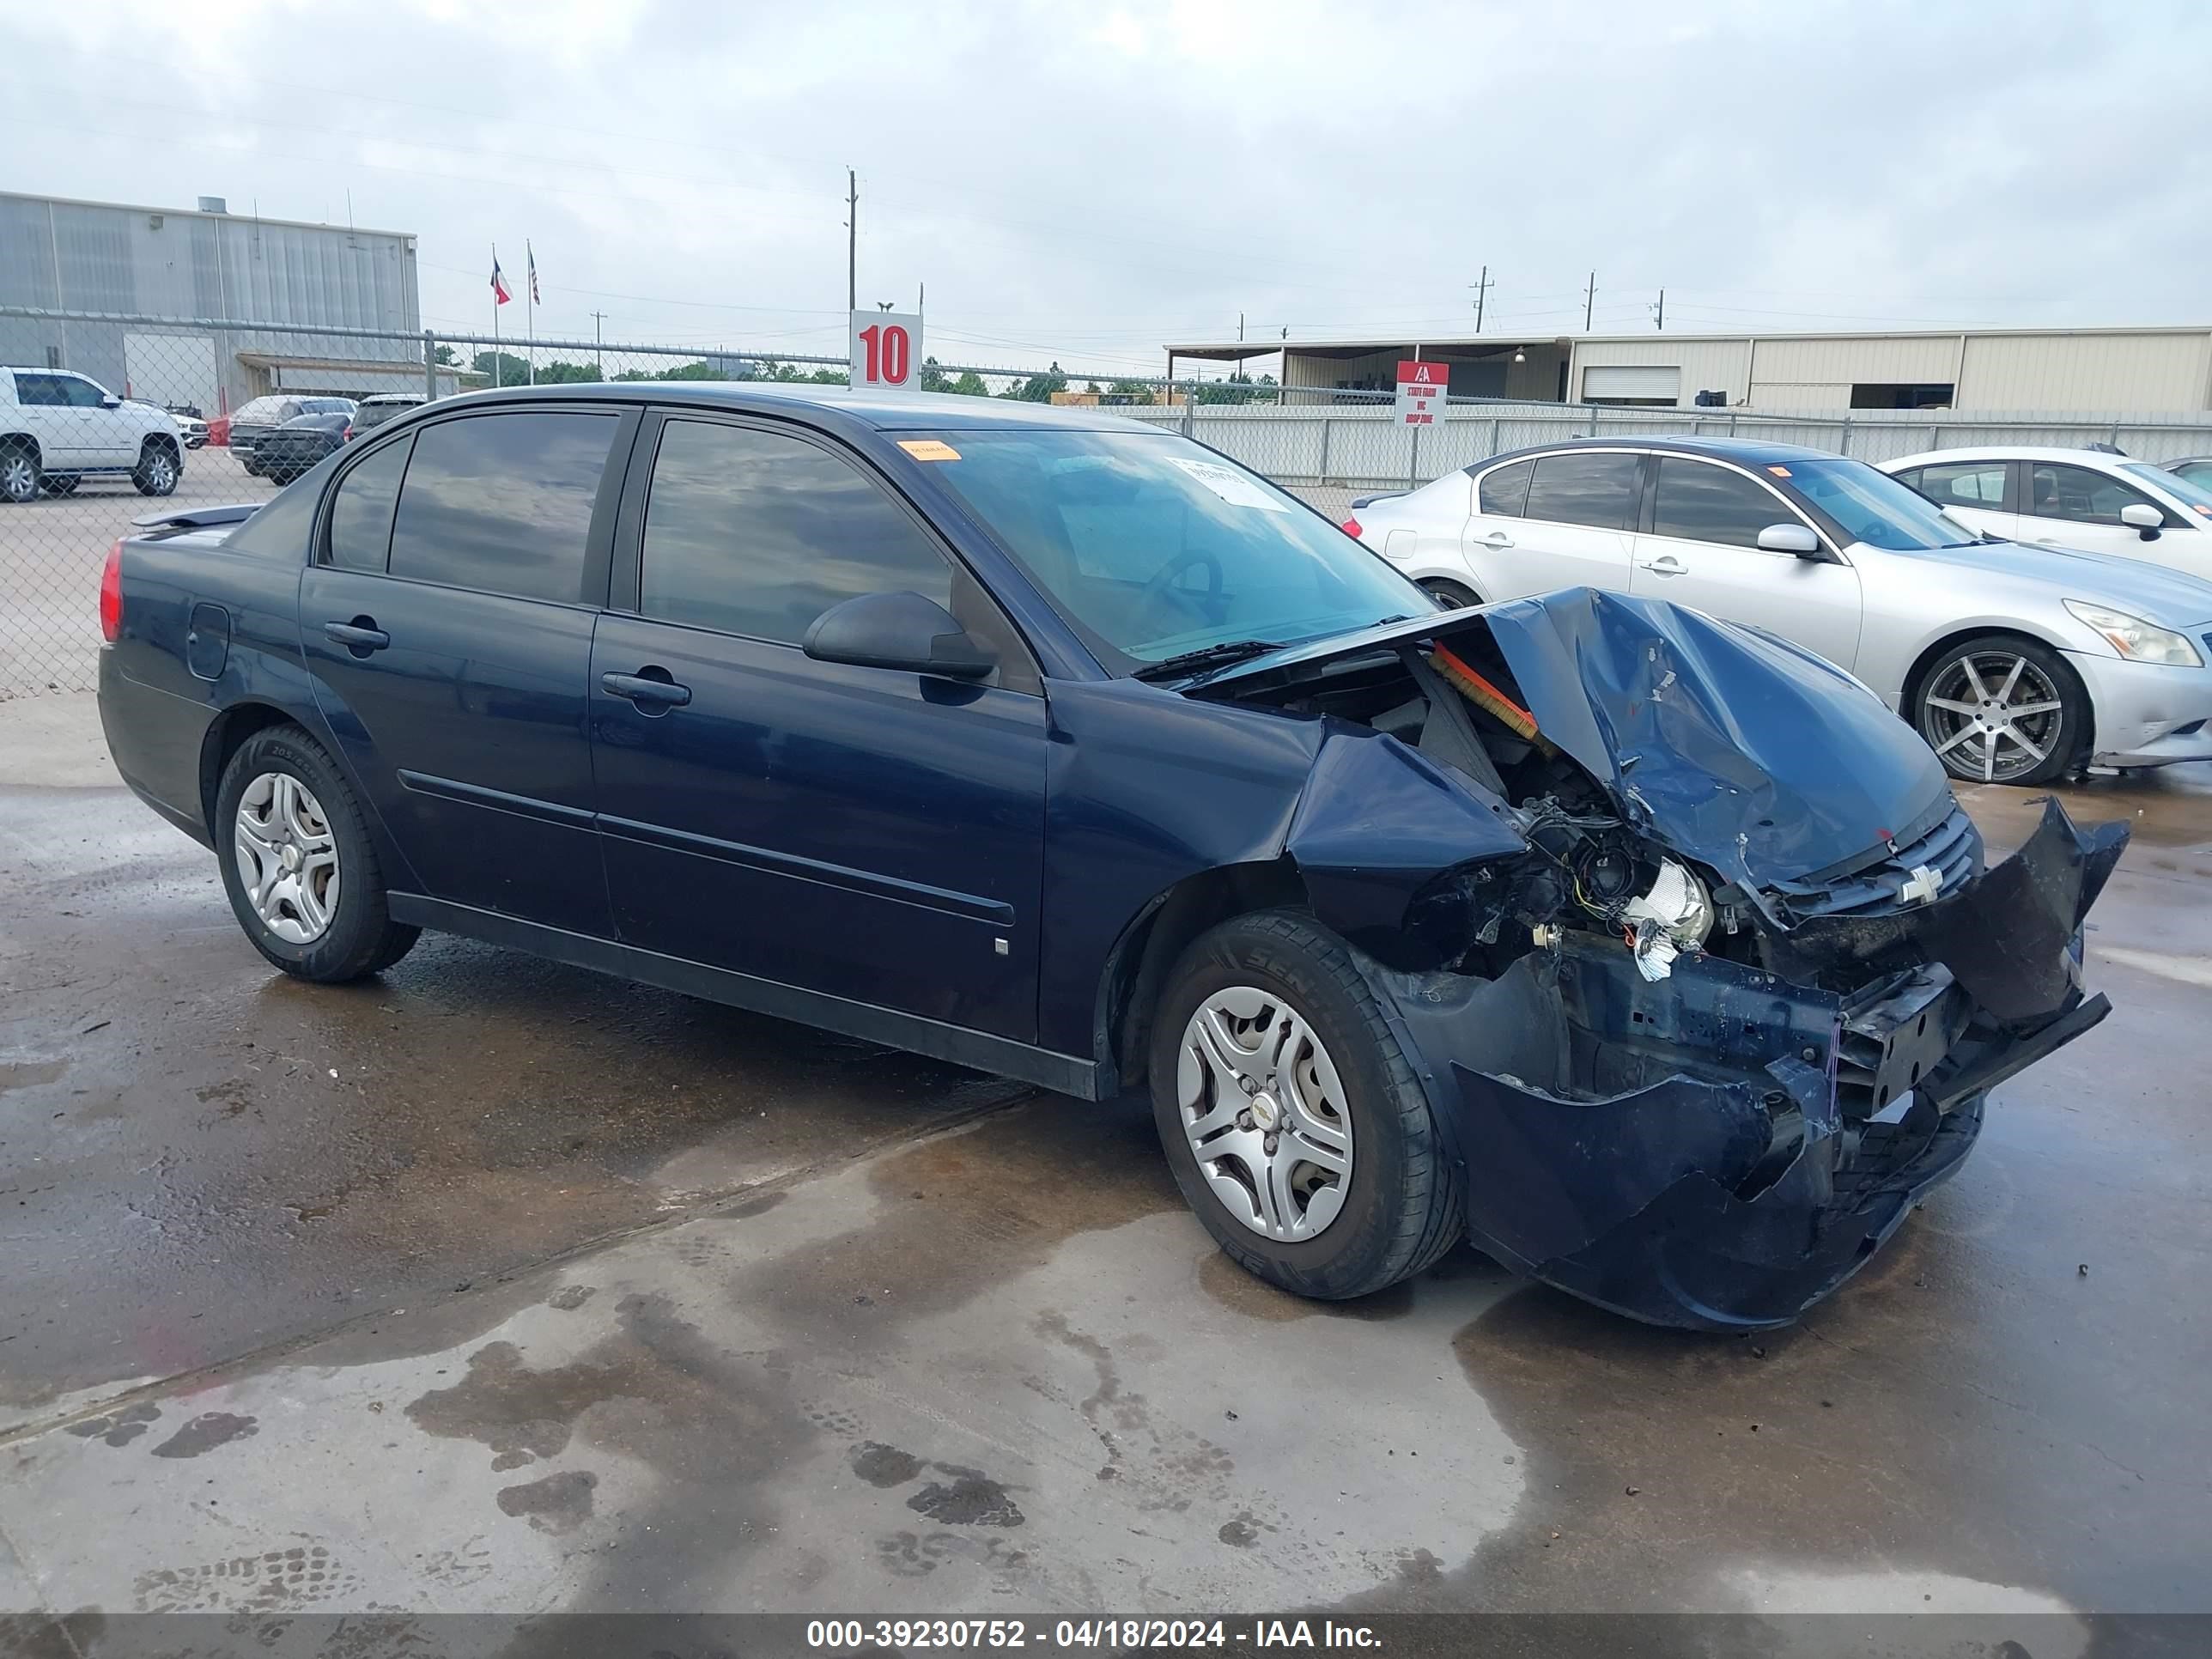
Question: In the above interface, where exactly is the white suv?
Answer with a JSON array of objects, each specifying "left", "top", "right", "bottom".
[{"left": 0, "top": 368, "right": 185, "bottom": 502}]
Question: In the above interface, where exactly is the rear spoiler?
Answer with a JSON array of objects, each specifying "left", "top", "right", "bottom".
[
  {"left": 1348, "top": 491, "right": 1407, "bottom": 511},
  {"left": 130, "top": 502, "right": 261, "bottom": 532}
]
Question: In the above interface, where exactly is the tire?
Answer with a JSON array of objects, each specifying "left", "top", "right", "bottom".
[
  {"left": 1148, "top": 909, "right": 1464, "bottom": 1300},
  {"left": 215, "top": 725, "right": 421, "bottom": 981},
  {"left": 38, "top": 475, "right": 80, "bottom": 497},
  {"left": 1911, "top": 633, "right": 2087, "bottom": 787},
  {"left": 1421, "top": 578, "right": 1483, "bottom": 610},
  {"left": 0, "top": 441, "right": 40, "bottom": 504},
  {"left": 133, "top": 439, "right": 180, "bottom": 496}
]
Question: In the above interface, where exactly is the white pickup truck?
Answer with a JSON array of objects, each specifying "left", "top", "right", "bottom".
[{"left": 0, "top": 368, "right": 185, "bottom": 501}]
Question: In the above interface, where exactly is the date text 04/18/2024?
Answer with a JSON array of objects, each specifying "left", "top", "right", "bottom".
[{"left": 804, "top": 1619, "right": 1382, "bottom": 1649}]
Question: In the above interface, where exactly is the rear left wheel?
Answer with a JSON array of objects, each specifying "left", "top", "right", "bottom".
[
  {"left": 216, "top": 726, "right": 420, "bottom": 981},
  {"left": 1148, "top": 910, "right": 1463, "bottom": 1301}
]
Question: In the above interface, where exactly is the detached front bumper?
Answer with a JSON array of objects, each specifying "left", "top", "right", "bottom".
[{"left": 1374, "top": 799, "right": 2127, "bottom": 1331}]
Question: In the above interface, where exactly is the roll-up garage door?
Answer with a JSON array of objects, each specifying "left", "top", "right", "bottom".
[{"left": 1582, "top": 365, "right": 1681, "bottom": 403}]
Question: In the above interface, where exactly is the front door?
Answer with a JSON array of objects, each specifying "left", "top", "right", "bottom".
[
  {"left": 1629, "top": 454, "right": 1864, "bottom": 669},
  {"left": 299, "top": 404, "right": 633, "bottom": 936},
  {"left": 2020, "top": 460, "right": 2185, "bottom": 568},
  {"left": 588, "top": 414, "right": 1048, "bottom": 1041},
  {"left": 55, "top": 374, "right": 140, "bottom": 465}
]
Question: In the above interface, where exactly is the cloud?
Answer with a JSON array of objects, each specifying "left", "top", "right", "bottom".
[{"left": 9, "top": 0, "right": 2208, "bottom": 376}]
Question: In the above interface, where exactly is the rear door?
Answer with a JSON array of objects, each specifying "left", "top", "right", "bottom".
[
  {"left": 588, "top": 411, "right": 1048, "bottom": 1040},
  {"left": 1468, "top": 450, "right": 1640, "bottom": 599},
  {"left": 9, "top": 374, "right": 85, "bottom": 465},
  {"left": 299, "top": 403, "right": 636, "bottom": 934},
  {"left": 1630, "top": 454, "right": 1863, "bottom": 668},
  {"left": 1894, "top": 458, "right": 2021, "bottom": 542}
]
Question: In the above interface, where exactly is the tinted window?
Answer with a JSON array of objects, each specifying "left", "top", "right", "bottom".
[
  {"left": 387, "top": 411, "right": 616, "bottom": 603},
  {"left": 2028, "top": 463, "right": 2158, "bottom": 526},
  {"left": 639, "top": 421, "right": 951, "bottom": 644},
  {"left": 1913, "top": 460, "right": 2008, "bottom": 509},
  {"left": 325, "top": 439, "right": 411, "bottom": 571},
  {"left": 56, "top": 375, "right": 109, "bottom": 408},
  {"left": 1650, "top": 459, "right": 1798, "bottom": 549},
  {"left": 13, "top": 374, "right": 65, "bottom": 406},
  {"left": 1478, "top": 459, "right": 1533, "bottom": 518},
  {"left": 1522, "top": 453, "right": 1640, "bottom": 531}
]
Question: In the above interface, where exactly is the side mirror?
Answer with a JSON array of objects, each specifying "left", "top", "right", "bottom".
[
  {"left": 804, "top": 590, "right": 995, "bottom": 681},
  {"left": 2119, "top": 501, "right": 2163, "bottom": 538},
  {"left": 100, "top": 394, "right": 121, "bottom": 409},
  {"left": 1756, "top": 522, "right": 1823, "bottom": 558}
]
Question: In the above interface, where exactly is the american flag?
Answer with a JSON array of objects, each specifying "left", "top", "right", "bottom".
[{"left": 527, "top": 243, "right": 540, "bottom": 305}]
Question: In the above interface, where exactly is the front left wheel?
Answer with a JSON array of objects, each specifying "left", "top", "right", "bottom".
[
  {"left": 1147, "top": 910, "right": 1464, "bottom": 1301},
  {"left": 133, "top": 441, "right": 179, "bottom": 496},
  {"left": 216, "top": 726, "right": 420, "bottom": 981}
]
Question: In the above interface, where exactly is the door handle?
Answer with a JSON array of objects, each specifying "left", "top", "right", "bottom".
[
  {"left": 1638, "top": 556, "right": 1687, "bottom": 575},
  {"left": 1477, "top": 531, "right": 1515, "bottom": 548},
  {"left": 602, "top": 669, "right": 692, "bottom": 708},
  {"left": 323, "top": 619, "right": 390, "bottom": 651}
]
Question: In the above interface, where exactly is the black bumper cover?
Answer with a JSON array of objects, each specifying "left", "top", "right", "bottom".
[{"left": 1379, "top": 799, "right": 2126, "bottom": 1332}]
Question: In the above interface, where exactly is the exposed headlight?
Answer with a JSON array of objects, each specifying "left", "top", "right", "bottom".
[{"left": 2063, "top": 600, "right": 2203, "bottom": 666}]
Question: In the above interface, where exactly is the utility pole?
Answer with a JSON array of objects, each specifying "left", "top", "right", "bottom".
[
  {"left": 1651, "top": 289, "right": 1664, "bottom": 331},
  {"left": 1583, "top": 270, "right": 1596, "bottom": 331},
  {"left": 590, "top": 310, "right": 608, "bottom": 375},
  {"left": 918, "top": 282, "right": 925, "bottom": 313},
  {"left": 845, "top": 168, "right": 859, "bottom": 314},
  {"left": 1468, "top": 265, "right": 1493, "bottom": 332}
]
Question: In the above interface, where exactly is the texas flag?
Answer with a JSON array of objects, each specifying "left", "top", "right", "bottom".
[{"left": 490, "top": 250, "right": 511, "bottom": 306}]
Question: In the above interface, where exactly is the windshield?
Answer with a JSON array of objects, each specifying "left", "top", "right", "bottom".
[
  {"left": 1784, "top": 458, "right": 1978, "bottom": 550},
  {"left": 2128, "top": 462, "right": 2212, "bottom": 519},
  {"left": 913, "top": 428, "right": 1431, "bottom": 668}
]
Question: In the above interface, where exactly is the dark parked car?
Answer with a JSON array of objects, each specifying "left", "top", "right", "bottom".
[
  {"left": 230, "top": 395, "right": 356, "bottom": 472},
  {"left": 94, "top": 386, "right": 2124, "bottom": 1330},
  {"left": 252, "top": 411, "right": 353, "bottom": 484}
]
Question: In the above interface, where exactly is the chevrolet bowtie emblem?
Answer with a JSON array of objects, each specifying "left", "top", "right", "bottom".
[{"left": 1899, "top": 863, "right": 1945, "bottom": 905}]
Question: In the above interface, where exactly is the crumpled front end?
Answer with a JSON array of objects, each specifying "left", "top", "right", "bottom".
[
  {"left": 1372, "top": 796, "right": 2123, "bottom": 1331},
  {"left": 1211, "top": 588, "right": 2128, "bottom": 1331}
]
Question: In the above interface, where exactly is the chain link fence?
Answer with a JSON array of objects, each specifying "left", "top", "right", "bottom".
[{"left": 8, "top": 302, "right": 2212, "bottom": 698}]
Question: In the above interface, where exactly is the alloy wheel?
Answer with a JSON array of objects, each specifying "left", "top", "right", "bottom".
[
  {"left": 143, "top": 452, "right": 177, "bottom": 493},
  {"left": 1920, "top": 651, "right": 2066, "bottom": 784},
  {"left": 0, "top": 453, "right": 35, "bottom": 502},
  {"left": 233, "top": 771, "right": 342, "bottom": 943},
  {"left": 1176, "top": 985, "right": 1354, "bottom": 1242}
]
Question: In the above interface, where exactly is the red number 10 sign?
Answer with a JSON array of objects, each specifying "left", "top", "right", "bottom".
[{"left": 851, "top": 311, "right": 922, "bottom": 390}]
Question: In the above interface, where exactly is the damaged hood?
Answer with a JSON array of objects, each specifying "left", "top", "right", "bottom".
[{"left": 1200, "top": 588, "right": 1950, "bottom": 889}]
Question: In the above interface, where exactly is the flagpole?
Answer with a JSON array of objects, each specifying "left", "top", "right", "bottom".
[
  {"left": 526, "top": 240, "right": 535, "bottom": 386},
  {"left": 491, "top": 244, "right": 501, "bottom": 389}
]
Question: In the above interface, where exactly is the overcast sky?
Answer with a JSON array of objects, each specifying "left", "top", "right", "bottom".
[{"left": 15, "top": 0, "right": 2209, "bottom": 377}]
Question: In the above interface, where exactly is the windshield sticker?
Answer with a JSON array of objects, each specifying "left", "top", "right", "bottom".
[
  {"left": 1767, "top": 465, "right": 1793, "bottom": 477},
  {"left": 897, "top": 439, "right": 961, "bottom": 461},
  {"left": 1170, "top": 456, "right": 1292, "bottom": 513}
]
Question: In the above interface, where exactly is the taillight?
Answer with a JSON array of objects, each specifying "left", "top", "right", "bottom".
[
  {"left": 100, "top": 540, "right": 124, "bottom": 642},
  {"left": 343, "top": 425, "right": 355, "bottom": 441},
  {"left": 1342, "top": 516, "right": 1363, "bottom": 538}
]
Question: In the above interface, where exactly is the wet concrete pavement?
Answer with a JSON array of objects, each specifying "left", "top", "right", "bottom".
[{"left": 2, "top": 694, "right": 2207, "bottom": 1628}]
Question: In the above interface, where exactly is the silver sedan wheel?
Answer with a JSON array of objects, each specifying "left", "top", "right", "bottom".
[
  {"left": 234, "top": 771, "right": 341, "bottom": 944},
  {"left": 1921, "top": 651, "right": 2066, "bottom": 783},
  {"left": 1176, "top": 986, "right": 1354, "bottom": 1242}
]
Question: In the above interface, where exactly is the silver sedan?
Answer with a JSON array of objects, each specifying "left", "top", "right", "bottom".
[{"left": 1348, "top": 436, "right": 2212, "bottom": 785}]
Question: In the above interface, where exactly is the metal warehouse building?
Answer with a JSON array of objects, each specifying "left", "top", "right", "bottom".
[
  {"left": 0, "top": 191, "right": 446, "bottom": 416},
  {"left": 1165, "top": 325, "right": 2212, "bottom": 414}
]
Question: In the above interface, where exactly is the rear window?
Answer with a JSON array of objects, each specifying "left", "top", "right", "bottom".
[
  {"left": 386, "top": 410, "right": 617, "bottom": 603},
  {"left": 354, "top": 401, "right": 415, "bottom": 430},
  {"left": 1477, "top": 459, "right": 1533, "bottom": 518},
  {"left": 1522, "top": 452, "right": 1640, "bottom": 531},
  {"left": 219, "top": 473, "right": 325, "bottom": 560},
  {"left": 233, "top": 398, "right": 293, "bottom": 424}
]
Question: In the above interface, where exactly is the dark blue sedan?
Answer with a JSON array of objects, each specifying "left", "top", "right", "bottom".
[{"left": 94, "top": 385, "right": 2124, "bottom": 1328}]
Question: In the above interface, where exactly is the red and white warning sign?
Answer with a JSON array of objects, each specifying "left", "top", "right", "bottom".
[{"left": 1395, "top": 359, "right": 1448, "bottom": 427}]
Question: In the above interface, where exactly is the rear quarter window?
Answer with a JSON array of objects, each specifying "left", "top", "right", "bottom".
[{"left": 1477, "top": 459, "right": 1533, "bottom": 517}]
